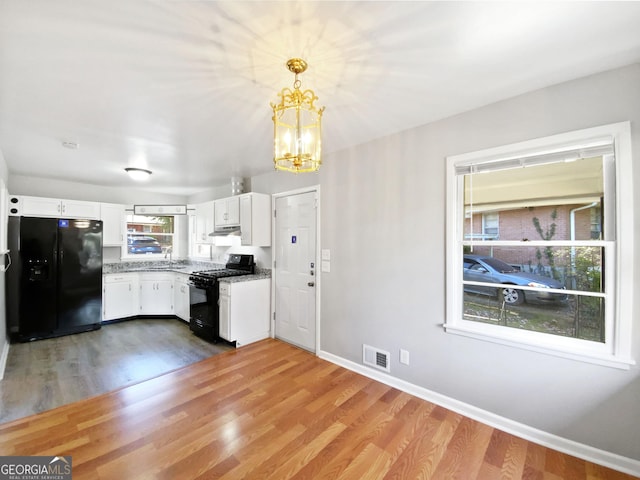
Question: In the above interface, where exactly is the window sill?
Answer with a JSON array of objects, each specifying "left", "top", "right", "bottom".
[{"left": 443, "top": 323, "right": 635, "bottom": 370}]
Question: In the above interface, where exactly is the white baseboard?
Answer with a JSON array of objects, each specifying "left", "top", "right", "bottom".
[
  {"left": 0, "top": 337, "right": 9, "bottom": 381},
  {"left": 318, "top": 349, "right": 640, "bottom": 478}
]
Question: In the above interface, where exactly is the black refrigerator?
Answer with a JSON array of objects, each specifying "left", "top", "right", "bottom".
[{"left": 7, "top": 216, "right": 103, "bottom": 342}]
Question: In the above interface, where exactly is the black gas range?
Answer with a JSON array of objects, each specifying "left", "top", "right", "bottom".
[
  {"left": 189, "top": 253, "right": 256, "bottom": 285},
  {"left": 188, "top": 254, "right": 255, "bottom": 342}
]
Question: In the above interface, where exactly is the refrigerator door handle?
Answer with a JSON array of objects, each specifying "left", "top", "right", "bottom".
[{"left": 0, "top": 251, "right": 10, "bottom": 273}]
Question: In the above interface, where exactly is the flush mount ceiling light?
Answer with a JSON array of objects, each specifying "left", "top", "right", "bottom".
[
  {"left": 271, "top": 58, "right": 325, "bottom": 173},
  {"left": 124, "top": 167, "right": 152, "bottom": 181}
]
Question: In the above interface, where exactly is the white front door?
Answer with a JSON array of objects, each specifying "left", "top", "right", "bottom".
[{"left": 274, "top": 190, "right": 317, "bottom": 352}]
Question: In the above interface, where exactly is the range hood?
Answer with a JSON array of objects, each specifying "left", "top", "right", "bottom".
[{"left": 208, "top": 226, "right": 240, "bottom": 237}]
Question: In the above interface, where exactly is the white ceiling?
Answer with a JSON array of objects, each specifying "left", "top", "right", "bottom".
[{"left": 1, "top": 1, "right": 640, "bottom": 196}]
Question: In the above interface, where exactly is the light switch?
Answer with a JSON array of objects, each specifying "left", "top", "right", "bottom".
[
  {"left": 321, "top": 261, "right": 330, "bottom": 272},
  {"left": 321, "top": 249, "right": 331, "bottom": 261},
  {"left": 400, "top": 349, "right": 410, "bottom": 365}
]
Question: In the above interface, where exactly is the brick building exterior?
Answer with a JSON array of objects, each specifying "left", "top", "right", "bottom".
[{"left": 464, "top": 204, "right": 600, "bottom": 270}]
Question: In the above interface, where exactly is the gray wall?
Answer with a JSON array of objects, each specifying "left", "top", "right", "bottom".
[
  {"left": 0, "top": 149, "right": 8, "bottom": 373},
  {"left": 254, "top": 63, "right": 640, "bottom": 460}
]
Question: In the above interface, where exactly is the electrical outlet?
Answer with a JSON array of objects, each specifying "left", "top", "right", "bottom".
[{"left": 400, "top": 349, "right": 410, "bottom": 365}]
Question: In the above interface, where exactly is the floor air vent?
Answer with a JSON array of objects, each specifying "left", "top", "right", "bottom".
[{"left": 362, "top": 345, "right": 390, "bottom": 373}]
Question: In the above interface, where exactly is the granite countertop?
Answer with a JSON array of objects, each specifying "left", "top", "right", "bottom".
[
  {"left": 103, "top": 261, "right": 271, "bottom": 280},
  {"left": 218, "top": 271, "right": 271, "bottom": 283},
  {"left": 103, "top": 260, "right": 220, "bottom": 275}
]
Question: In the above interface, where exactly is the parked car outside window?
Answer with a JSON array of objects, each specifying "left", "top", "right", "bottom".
[
  {"left": 128, "top": 236, "right": 162, "bottom": 254},
  {"left": 463, "top": 254, "right": 567, "bottom": 305}
]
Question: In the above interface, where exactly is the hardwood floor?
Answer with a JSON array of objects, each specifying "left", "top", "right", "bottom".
[
  {"left": 0, "top": 338, "right": 636, "bottom": 479},
  {"left": 0, "top": 318, "right": 232, "bottom": 424}
]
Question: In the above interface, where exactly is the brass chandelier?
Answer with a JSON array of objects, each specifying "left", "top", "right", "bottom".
[{"left": 271, "top": 58, "right": 325, "bottom": 173}]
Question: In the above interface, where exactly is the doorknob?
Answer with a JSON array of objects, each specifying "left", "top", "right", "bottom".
[{"left": 308, "top": 282, "right": 315, "bottom": 287}]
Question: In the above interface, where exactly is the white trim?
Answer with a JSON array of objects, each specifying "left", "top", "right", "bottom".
[
  {"left": 271, "top": 185, "right": 321, "bottom": 354},
  {"left": 442, "top": 324, "right": 633, "bottom": 369},
  {"left": 451, "top": 133, "right": 615, "bottom": 169},
  {"left": 446, "top": 122, "right": 634, "bottom": 365},
  {"left": 0, "top": 338, "right": 9, "bottom": 381},
  {"left": 318, "top": 348, "right": 640, "bottom": 478}
]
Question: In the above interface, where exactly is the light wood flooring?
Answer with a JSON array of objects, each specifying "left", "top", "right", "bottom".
[
  {"left": 0, "top": 318, "right": 232, "bottom": 424},
  {"left": 0, "top": 338, "right": 636, "bottom": 479}
]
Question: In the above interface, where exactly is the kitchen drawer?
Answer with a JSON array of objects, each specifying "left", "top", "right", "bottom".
[{"left": 104, "top": 273, "right": 137, "bottom": 283}]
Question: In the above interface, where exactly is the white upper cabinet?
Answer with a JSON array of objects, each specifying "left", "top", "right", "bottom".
[
  {"left": 240, "top": 193, "right": 271, "bottom": 247},
  {"left": 61, "top": 199, "right": 101, "bottom": 219},
  {"left": 189, "top": 193, "right": 271, "bottom": 249},
  {"left": 194, "top": 201, "right": 214, "bottom": 244},
  {"left": 100, "top": 203, "right": 126, "bottom": 246},
  {"left": 214, "top": 196, "right": 240, "bottom": 228},
  {"left": 10, "top": 195, "right": 100, "bottom": 219}
]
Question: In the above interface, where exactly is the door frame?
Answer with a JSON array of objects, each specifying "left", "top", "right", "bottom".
[{"left": 271, "top": 185, "right": 321, "bottom": 354}]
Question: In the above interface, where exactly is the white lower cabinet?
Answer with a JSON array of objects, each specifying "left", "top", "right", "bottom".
[
  {"left": 219, "top": 278, "right": 270, "bottom": 346},
  {"left": 103, "top": 274, "right": 139, "bottom": 321},
  {"left": 139, "top": 273, "right": 174, "bottom": 315},
  {"left": 174, "top": 274, "right": 190, "bottom": 322}
]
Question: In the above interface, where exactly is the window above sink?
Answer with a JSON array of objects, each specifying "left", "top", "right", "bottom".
[{"left": 124, "top": 213, "right": 175, "bottom": 260}]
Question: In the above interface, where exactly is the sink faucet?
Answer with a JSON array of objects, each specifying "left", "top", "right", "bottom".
[{"left": 164, "top": 246, "right": 173, "bottom": 263}]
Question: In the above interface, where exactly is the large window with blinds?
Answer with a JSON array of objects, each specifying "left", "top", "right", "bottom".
[{"left": 445, "top": 122, "right": 634, "bottom": 368}]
